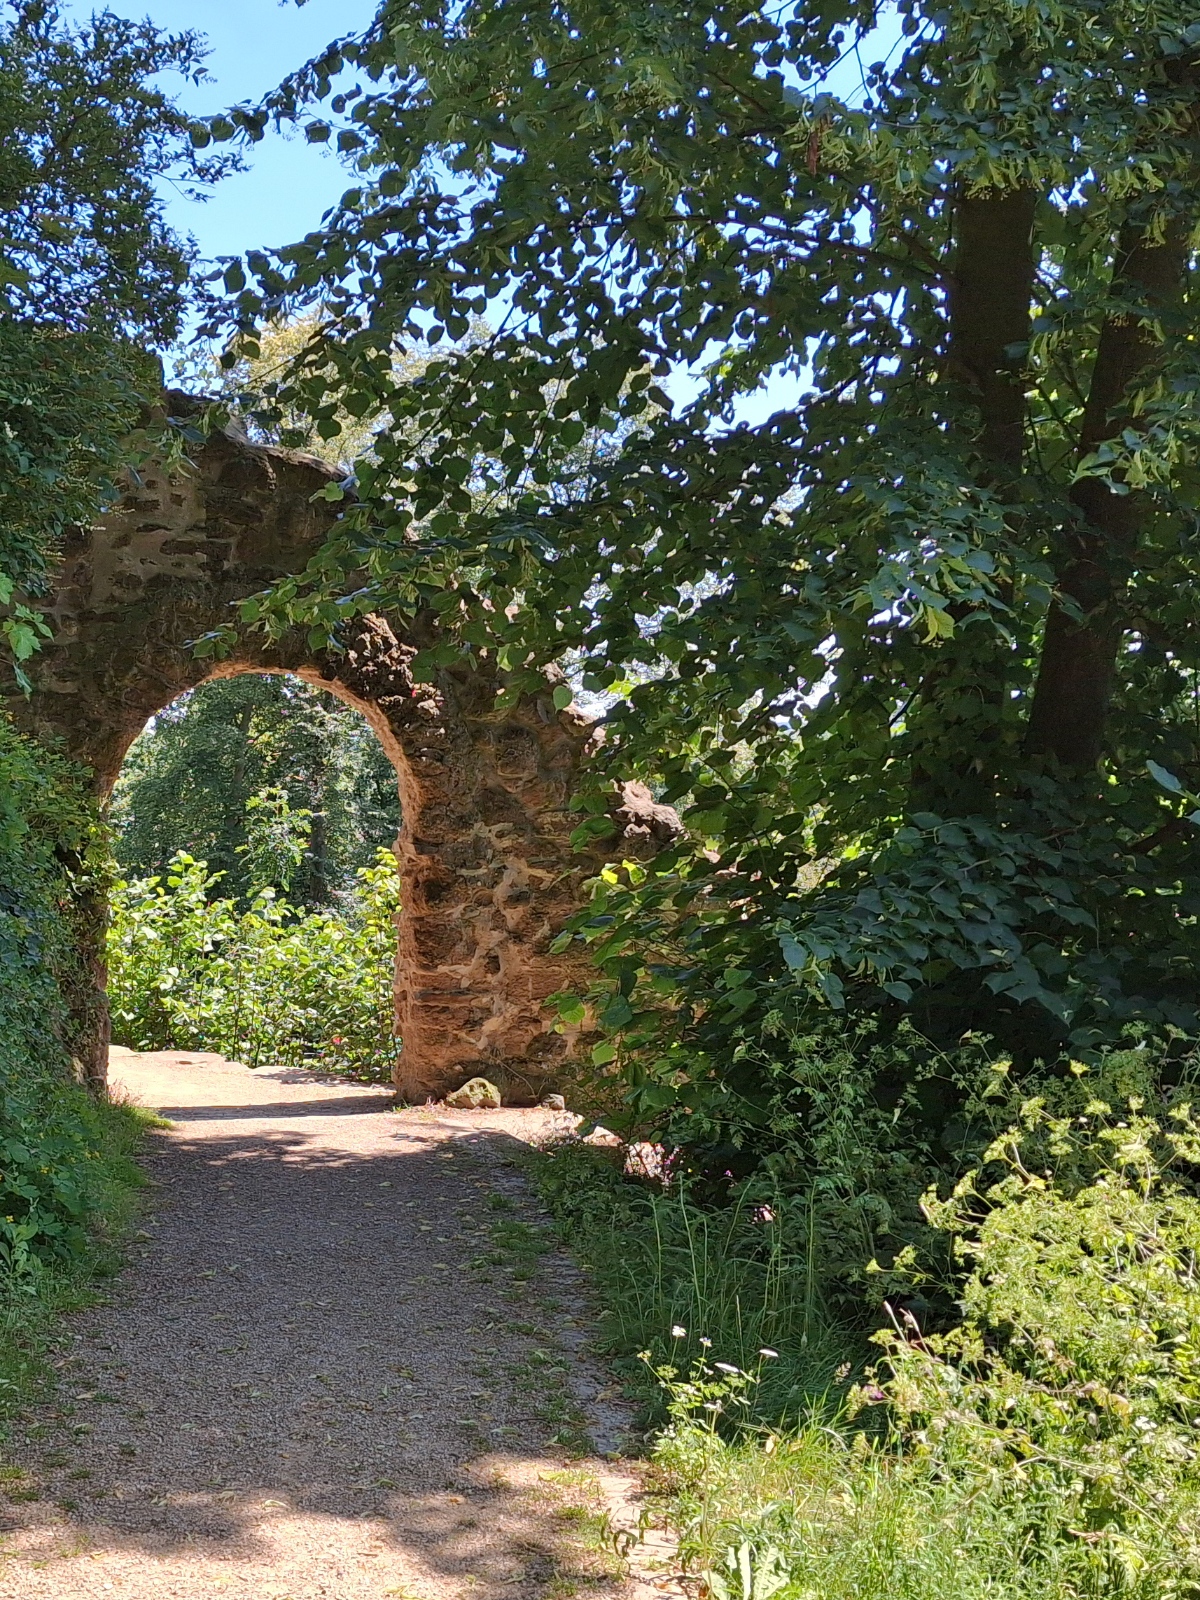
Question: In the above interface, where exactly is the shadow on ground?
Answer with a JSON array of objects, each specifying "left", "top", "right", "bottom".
[{"left": 0, "top": 1066, "right": 630, "bottom": 1600}]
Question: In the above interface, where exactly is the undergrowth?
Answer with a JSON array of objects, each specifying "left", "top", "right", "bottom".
[
  {"left": 106, "top": 848, "right": 401, "bottom": 1080},
  {"left": 531, "top": 1047, "right": 1200, "bottom": 1598},
  {"left": 0, "top": 1089, "right": 159, "bottom": 1434},
  {"left": 528, "top": 1138, "right": 851, "bottom": 1422},
  {"left": 0, "top": 713, "right": 161, "bottom": 1430}
]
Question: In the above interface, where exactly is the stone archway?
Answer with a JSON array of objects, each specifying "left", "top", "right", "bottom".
[{"left": 11, "top": 396, "right": 680, "bottom": 1102}]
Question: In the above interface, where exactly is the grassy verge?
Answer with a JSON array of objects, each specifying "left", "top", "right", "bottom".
[
  {"left": 526, "top": 1137, "right": 853, "bottom": 1423},
  {"left": 0, "top": 1090, "right": 160, "bottom": 1434},
  {"left": 527, "top": 1132, "right": 1200, "bottom": 1600}
]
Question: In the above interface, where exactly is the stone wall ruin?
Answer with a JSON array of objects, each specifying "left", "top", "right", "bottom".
[{"left": 10, "top": 398, "right": 677, "bottom": 1103}]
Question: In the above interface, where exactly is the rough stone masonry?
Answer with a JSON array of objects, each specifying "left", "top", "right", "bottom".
[{"left": 9, "top": 397, "right": 681, "bottom": 1103}]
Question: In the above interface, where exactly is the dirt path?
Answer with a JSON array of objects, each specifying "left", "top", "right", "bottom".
[{"left": 0, "top": 1049, "right": 661, "bottom": 1600}]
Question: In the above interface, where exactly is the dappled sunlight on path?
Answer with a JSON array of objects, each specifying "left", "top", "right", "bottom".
[{"left": 0, "top": 1050, "right": 658, "bottom": 1600}]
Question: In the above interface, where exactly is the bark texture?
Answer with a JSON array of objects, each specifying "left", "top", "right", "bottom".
[
  {"left": 950, "top": 186, "right": 1038, "bottom": 476},
  {"left": 10, "top": 398, "right": 677, "bottom": 1101},
  {"left": 908, "top": 185, "right": 1037, "bottom": 812}
]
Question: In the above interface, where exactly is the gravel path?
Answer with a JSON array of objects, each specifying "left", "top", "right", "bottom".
[{"left": 0, "top": 1049, "right": 659, "bottom": 1600}]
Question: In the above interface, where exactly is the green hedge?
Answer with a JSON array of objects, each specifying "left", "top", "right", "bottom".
[{"left": 0, "top": 715, "right": 122, "bottom": 1274}]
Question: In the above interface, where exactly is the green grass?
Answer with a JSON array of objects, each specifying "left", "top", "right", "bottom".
[
  {"left": 525, "top": 1138, "right": 853, "bottom": 1423},
  {"left": 0, "top": 1092, "right": 161, "bottom": 1433},
  {"left": 528, "top": 1136, "right": 1200, "bottom": 1600},
  {"left": 650, "top": 1417, "right": 1200, "bottom": 1600}
]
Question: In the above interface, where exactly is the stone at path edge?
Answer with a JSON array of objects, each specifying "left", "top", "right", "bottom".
[{"left": 445, "top": 1076, "right": 504, "bottom": 1110}]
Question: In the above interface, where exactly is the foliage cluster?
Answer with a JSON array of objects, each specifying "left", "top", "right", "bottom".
[
  {"left": 112, "top": 674, "right": 402, "bottom": 908},
  {"left": 0, "top": 712, "right": 124, "bottom": 1277},
  {"left": 0, "top": 1092, "right": 156, "bottom": 1428},
  {"left": 561, "top": 1009, "right": 1020, "bottom": 1298},
  {"left": 106, "top": 849, "right": 402, "bottom": 1081},
  {"left": 535, "top": 1024, "right": 1030, "bottom": 1384},
  {"left": 0, "top": 1, "right": 227, "bottom": 678},
  {"left": 538, "top": 1049, "right": 1200, "bottom": 1596},
  {"left": 185, "top": 0, "right": 1200, "bottom": 1150}
]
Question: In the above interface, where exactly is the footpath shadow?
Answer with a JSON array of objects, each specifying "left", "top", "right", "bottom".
[
  {"left": 0, "top": 1108, "right": 612, "bottom": 1600},
  {"left": 156, "top": 1094, "right": 398, "bottom": 1122}
]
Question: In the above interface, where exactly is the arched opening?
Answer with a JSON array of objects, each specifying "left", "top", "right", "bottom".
[
  {"left": 9, "top": 409, "right": 665, "bottom": 1102},
  {"left": 112, "top": 673, "right": 402, "bottom": 911},
  {"left": 107, "top": 672, "right": 404, "bottom": 1080}
]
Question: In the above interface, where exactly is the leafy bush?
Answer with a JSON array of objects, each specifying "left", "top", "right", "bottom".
[
  {"left": 107, "top": 849, "right": 401, "bottom": 1079},
  {"left": 0, "top": 1091, "right": 158, "bottom": 1422},
  {"left": 631, "top": 1059, "right": 1200, "bottom": 1598},
  {"left": 0, "top": 714, "right": 123, "bottom": 1276},
  {"left": 0, "top": 713, "right": 151, "bottom": 1404},
  {"left": 551, "top": 1015, "right": 1025, "bottom": 1319},
  {"left": 861, "top": 1074, "right": 1200, "bottom": 1578},
  {"left": 653, "top": 1394, "right": 1200, "bottom": 1600}
]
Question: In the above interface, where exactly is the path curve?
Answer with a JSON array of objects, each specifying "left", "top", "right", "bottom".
[{"left": 0, "top": 1049, "right": 656, "bottom": 1600}]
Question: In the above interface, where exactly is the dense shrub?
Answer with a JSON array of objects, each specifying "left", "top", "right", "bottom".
[
  {"left": 536, "top": 1048, "right": 1200, "bottom": 1596},
  {"left": 552, "top": 1016, "right": 1033, "bottom": 1319},
  {"left": 0, "top": 715, "right": 125, "bottom": 1275},
  {"left": 107, "top": 849, "right": 402, "bottom": 1080}
]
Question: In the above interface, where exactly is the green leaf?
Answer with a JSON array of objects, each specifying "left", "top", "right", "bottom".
[{"left": 1148, "top": 761, "right": 1183, "bottom": 794}]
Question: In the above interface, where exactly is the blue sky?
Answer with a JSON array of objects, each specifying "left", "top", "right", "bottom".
[{"left": 66, "top": 0, "right": 377, "bottom": 263}]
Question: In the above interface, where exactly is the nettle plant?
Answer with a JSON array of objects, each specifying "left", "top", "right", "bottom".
[
  {"left": 861, "top": 1070, "right": 1200, "bottom": 1571},
  {"left": 190, "top": 2, "right": 1200, "bottom": 1127}
]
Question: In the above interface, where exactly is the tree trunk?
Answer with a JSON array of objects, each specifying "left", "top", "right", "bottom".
[
  {"left": 908, "top": 186, "right": 1036, "bottom": 812},
  {"left": 1025, "top": 219, "right": 1189, "bottom": 768},
  {"left": 950, "top": 186, "right": 1038, "bottom": 476}
]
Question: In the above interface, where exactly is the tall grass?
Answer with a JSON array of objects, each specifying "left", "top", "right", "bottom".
[
  {"left": 528, "top": 1139, "right": 853, "bottom": 1420},
  {"left": 654, "top": 1418, "right": 1199, "bottom": 1600},
  {"left": 531, "top": 1123, "right": 1200, "bottom": 1599}
]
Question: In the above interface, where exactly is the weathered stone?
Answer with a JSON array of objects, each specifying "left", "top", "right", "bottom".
[
  {"left": 540, "top": 1093, "right": 566, "bottom": 1111},
  {"left": 8, "top": 395, "right": 683, "bottom": 1104},
  {"left": 444, "top": 1077, "right": 503, "bottom": 1110},
  {"left": 609, "top": 781, "right": 686, "bottom": 859}
]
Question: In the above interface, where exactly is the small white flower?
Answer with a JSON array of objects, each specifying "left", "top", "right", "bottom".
[
  {"left": 714, "top": 1362, "right": 740, "bottom": 1375},
  {"left": 699, "top": 1336, "right": 712, "bottom": 1348},
  {"left": 670, "top": 1324, "right": 687, "bottom": 1339},
  {"left": 758, "top": 1348, "right": 779, "bottom": 1359}
]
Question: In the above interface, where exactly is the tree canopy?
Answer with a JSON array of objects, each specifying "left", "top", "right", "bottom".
[
  {"left": 0, "top": 0, "right": 228, "bottom": 673},
  {"left": 192, "top": 0, "right": 1200, "bottom": 1126},
  {"left": 112, "top": 675, "right": 402, "bottom": 909}
]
